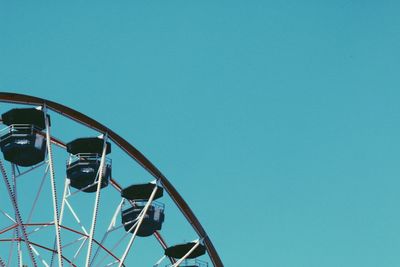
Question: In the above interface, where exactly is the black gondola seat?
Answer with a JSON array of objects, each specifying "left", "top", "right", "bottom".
[
  {"left": 121, "top": 202, "right": 165, "bottom": 237},
  {"left": 121, "top": 183, "right": 165, "bottom": 237},
  {"left": 66, "top": 137, "right": 111, "bottom": 193},
  {"left": 0, "top": 108, "right": 49, "bottom": 167},
  {"left": 164, "top": 242, "right": 206, "bottom": 259}
]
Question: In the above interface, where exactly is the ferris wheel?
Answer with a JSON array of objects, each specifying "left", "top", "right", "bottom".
[{"left": 0, "top": 92, "right": 223, "bottom": 267}]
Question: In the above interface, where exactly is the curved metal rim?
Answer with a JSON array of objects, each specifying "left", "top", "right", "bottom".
[{"left": 0, "top": 92, "right": 223, "bottom": 267}]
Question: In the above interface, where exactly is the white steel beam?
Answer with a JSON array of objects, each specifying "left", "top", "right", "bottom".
[
  {"left": 71, "top": 237, "right": 88, "bottom": 266},
  {"left": 171, "top": 240, "right": 201, "bottom": 267},
  {"left": 64, "top": 200, "right": 89, "bottom": 235},
  {"left": 7, "top": 228, "right": 16, "bottom": 267},
  {"left": 11, "top": 164, "right": 23, "bottom": 267},
  {"left": 153, "top": 255, "right": 166, "bottom": 267},
  {"left": 94, "top": 219, "right": 140, "bottom": 267},
  {"left": 90, "top": 199, "right": 124, "bottom": 266},
  {"left": 85, "top": 134, "right": 109, "bottom": 267},
  {"left": 0, "top": 160, "right": 37, "bottom": 267},
  {"left": 26, "top": 164, "right": 49, "bottom": 223},
  {"left": 59, "top": 178, "right": 70, "bottom": 226},
  {"left": 44, "top": 106, "right": 63, "bottom": 267},
  {"left": 118, "top": 184, "right": 159, "bottom": 267}
]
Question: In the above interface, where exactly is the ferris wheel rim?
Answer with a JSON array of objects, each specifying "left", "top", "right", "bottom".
[{"left": 0, "top": 92, "right": 223, "bottom": 267}]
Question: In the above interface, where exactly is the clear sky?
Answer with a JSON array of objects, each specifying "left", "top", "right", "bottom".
[{"left": 1, "top": 1, "right": 400, "bottom": 266}]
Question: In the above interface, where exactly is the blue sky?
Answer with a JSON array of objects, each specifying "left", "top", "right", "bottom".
[{"left": 1, "top": 1, "right": 400, "bottom": 266}]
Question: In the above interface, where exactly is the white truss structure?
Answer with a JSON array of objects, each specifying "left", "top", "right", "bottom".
[{"left": 0, "top": 103, "right": 210, "bottom": 267}]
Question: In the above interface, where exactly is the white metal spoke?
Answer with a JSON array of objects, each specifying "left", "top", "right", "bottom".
[
  {"left": 108, "top": 223, "right": 126, "bottom": 233},
  {"left": 85, "top": 134, "right": 108, "bottom": 267},
  {"left": 153, "top": 255, "right": 166, "bottom": 267},
  {"left": 95, "top": 201, "right": 150, "bottom": 267},
  {"left": 94, "top": 206, "right": 148, "bottom": 267},
  {"left": 17, "top": 227, "right": 22, "bottom": 267},
  {"left": 27, "top": 222, "right": 54, "bottom": 236},
  {"left": 118, "top": 184, "right": 159, "bottom": 267},
  {"left": 89, "top": 233, "right": 110, "bottom": 267},
  {"left": 0, "top": 160, "right": 37, "bottom": 266},
  {"left": 171, "top": 240, "right": 201, "bottom": 267},
  {"left": 59, "top": 179, "right": 70, "bottom": 225},
  {"left": 94, "top": 219, "right": 140, "bottom": 267},
  {"left": 11, "top": 164, "right": 23, "bottom": 267},
  {"left": 70, "top": 237, "right": 87, "bottom": 266},
  {"left": 31, "top": 246, "right": 50, "bottom": 267},
  {"left": 105, "top": 260, "right": 118, "bottom": 267},
  {"left": 64, "top": 200, "right": 89, "bottom": 235},
  {"left": 44, "top": 106, "right": 63, "bottom": 267},
  {"left": 108, "top": 199, "right": 124, "bottom": 231},
  {"left": 26, "top": 164, "right": 50, "bottom": 223},
  {"left": 68, "top": 180, "right": 101, "bottom": 197},
  {"left": 51, "top": 178, "right": 70, "bottom": 267},
  {"left": 6, "top": 228, "right": 16, "bottom": 267},
  {"left": 89, "top": 199, "right": 124, "bottom": 267},
  {"left": 0, "top": 209, "right": 16, "bottom": 223},
  {"left": 62, "top": 236, "right": 85, "bottom": 250},
  {"left": 49, "top": 239, "right": 57, "bottom": 267},
  {"left": 17, "top": 236, "right": 22, "bottom": 267}
]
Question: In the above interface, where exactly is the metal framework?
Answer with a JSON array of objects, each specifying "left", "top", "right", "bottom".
[{"left": 0, "top": 92, "right": 223, "bottom": 267}]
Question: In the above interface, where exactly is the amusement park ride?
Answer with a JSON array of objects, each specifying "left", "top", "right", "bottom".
[{"left": 0, "top": 92, "right": 223, "bottom": 267}]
